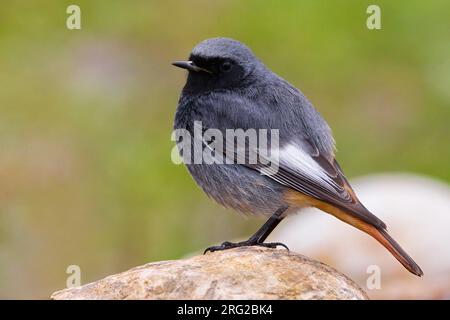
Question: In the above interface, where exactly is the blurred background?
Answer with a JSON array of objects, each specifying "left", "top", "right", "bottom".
[{"left": 0, "top": 1, "right": 449, "bottom": 299}]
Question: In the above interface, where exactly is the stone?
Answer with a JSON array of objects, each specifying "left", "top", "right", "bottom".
[{"left": 51, "top": 247, "right": 368, "bottom": 300}]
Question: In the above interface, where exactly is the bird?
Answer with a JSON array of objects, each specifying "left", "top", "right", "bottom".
[{"left": 172, "top": 37, "right": 423, "bottom": 276}]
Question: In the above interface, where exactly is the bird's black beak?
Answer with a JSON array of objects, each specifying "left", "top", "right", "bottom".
[{"left": 172, "top": 61, "right": 212, "bottom": 74}]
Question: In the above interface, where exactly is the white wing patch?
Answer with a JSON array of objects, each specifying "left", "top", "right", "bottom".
[{"left": 279, "top": 143, "right": 334, "bottom": 185}]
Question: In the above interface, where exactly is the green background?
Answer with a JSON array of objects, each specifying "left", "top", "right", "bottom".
[{"left": 0, "top": 1, "right": 449, "bottom": 298}]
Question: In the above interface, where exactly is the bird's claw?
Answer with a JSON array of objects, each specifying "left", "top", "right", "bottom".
[
  {"left": 258, "top": 242, "right": 290, "bottom": 251},
  {"left": 204, "top": 240, "right": 289, "bottom": 254}
]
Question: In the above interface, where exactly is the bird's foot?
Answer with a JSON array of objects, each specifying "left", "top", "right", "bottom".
[{"left": 204, "top": 240, "right": 289, "bottom": 254}]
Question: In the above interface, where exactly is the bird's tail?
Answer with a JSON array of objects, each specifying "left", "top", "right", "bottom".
[
  {"left": 375, "top": 227, "right": 423, "bottom": 276},
  {"left": 318, "top": 202, "right": 423, "bottom": 277}
]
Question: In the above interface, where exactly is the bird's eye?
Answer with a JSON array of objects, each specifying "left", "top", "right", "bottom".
[{"left": 220, "top": 61, "right": 232, "bottom": 72}]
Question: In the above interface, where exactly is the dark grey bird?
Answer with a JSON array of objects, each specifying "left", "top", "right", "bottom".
[{"left": 172, "top": 37, "right": 423, "bottom": 276}]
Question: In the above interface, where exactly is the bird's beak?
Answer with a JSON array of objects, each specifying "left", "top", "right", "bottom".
[{"left": 172, "top": 61, "right": 212, "bottom": 74}]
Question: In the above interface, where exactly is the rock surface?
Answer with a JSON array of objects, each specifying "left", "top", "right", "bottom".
[{"left": 51, "top": 247, "right": 368, "bottom": 300}]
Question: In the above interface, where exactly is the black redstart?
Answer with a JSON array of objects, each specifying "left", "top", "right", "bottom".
[{"left": 172, "top": 37, "right": 423, "bottom": 276}]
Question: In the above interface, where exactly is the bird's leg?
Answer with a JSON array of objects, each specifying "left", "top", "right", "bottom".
[{"left": 204, "top": 206, "right": 289, "bottom": 254}]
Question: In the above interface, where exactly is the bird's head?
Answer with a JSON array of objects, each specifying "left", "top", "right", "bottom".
[{"left": 172, "top": 37, "right": 261, "bottom": 93}]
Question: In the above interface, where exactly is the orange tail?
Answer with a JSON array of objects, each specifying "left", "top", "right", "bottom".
[
  {"left": 318, "top": 201, "right": 423, "bottom": 276},
  {"left": 284, "top": 191, "right": 423, "bottom": 276}
]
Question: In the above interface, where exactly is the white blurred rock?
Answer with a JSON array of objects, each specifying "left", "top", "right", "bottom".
[{"left": 269, "top": 173, "right": 450, "bottom": 299}]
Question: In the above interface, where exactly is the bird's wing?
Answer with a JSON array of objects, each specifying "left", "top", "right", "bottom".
[
  {"left": 206, "top": 136, "right": 385, "bottom": 229},
  {"left": 197, "top": 93, "right": 386, "bottom": 229}
]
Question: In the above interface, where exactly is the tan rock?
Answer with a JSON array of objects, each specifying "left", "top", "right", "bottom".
[{"left": 51, "top": 247, "right": 368, "bottom": 300}]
